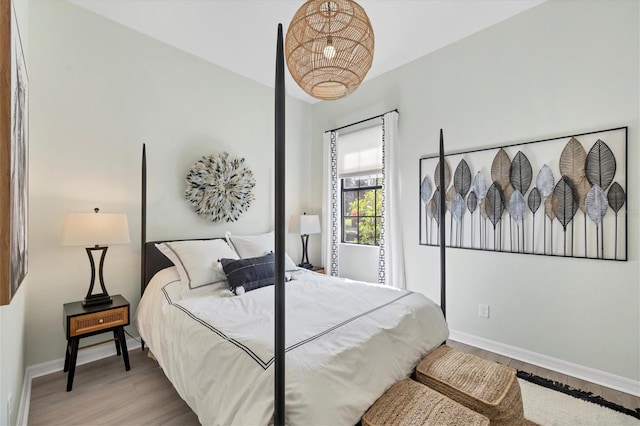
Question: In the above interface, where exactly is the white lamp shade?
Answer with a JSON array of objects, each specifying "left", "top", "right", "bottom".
[
  {"left": 289, "top": 214, "right": 321, "bottom": 235},
  {"left": 61, "top": 212, "right": 130, "bottom": 246}
]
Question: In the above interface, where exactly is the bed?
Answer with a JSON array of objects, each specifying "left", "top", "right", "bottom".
[
  {"left": 137, "top": 240, "right": 448, "bottom": 425},
  {"left": 135, "top": 25, "right": 450, "bottom": 425}
]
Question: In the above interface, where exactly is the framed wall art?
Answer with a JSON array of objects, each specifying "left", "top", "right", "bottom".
[
  {"left": 419, "top": 127, "right": 627, "bottom": 261},
  {"left": 1, "top": 0, "right": 29, "bottom": 305}
]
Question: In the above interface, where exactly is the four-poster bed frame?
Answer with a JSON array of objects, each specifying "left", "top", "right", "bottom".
[
  {"left": 279, "top": 25, "right": 446, "bottom": 424},
  {"left": 273, "top": 29, "right": 447, "bottom": 420},
  {"left": 138, "top": 24, "right": 447, "bottom": 426}
]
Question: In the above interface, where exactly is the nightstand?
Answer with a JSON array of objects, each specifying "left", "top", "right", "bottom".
[
  {"left": 312, "top": 266, "right": 325, "bottom": 274},
  {"left": 63, "top": 294, "right": 131, "bottom": 391}
]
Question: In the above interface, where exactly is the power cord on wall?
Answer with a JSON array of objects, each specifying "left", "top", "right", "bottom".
[{"left": 124, "top": 328, "right": 142, "bottom": 344}]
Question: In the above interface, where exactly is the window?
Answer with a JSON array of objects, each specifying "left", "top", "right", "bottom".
[
  {"left": 337, "top": 124, "right": 383, "bottom": 246},
  {"left": 342, "top": 174, "right": 382, "bottom": 245}
]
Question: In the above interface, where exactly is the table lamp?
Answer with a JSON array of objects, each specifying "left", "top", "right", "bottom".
[
  {"left": 61, "top": 208, "right": 130, "bottom": 306},
  {"left": 289, "top": 212, "right": 321, "bottom": 269}
]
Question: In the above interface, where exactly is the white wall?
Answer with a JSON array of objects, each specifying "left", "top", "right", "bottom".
[
  {"left": 338, "top": 243, "right": 379, "bottom": 283},
  {"left": 311, "top": 0, "right": 639, "bottom": 382},
  {"left": 0, "top": 288, "right": 26, "bottom": 426},
  {"left": 25, "top": 0, "right": 312, "bottom": 367},
  {"left": 0, "top": 1, "right": 29, "bottom": 424}
]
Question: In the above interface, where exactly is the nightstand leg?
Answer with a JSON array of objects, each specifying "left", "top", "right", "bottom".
[
  {"left": 66, "top": 338, "right": 80, "bottom": 392},
  {"left": 113, "top": 330, "right": 121, "bottom": 356},
  {"left": 63, "top": 340, "right": 71, "bottom": 372},
  {"left": 117, "top": 327, "right": 130, "bottom": 371}
]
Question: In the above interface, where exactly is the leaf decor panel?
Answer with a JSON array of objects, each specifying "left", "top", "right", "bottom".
[{"left": 418, "top": 127, "right": 627, "bottom": 261}]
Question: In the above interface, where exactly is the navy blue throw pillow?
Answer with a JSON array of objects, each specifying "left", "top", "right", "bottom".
[{"left": 220, "top": 253, "right": 275, "bottom": 293}]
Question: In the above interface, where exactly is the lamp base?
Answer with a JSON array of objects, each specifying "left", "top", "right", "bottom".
[
  {"left": 82, "top": 294, "right": 113, "bottom": 307},
  {"left": 299, "top": 234, "right": 314, "bottom": 270}
]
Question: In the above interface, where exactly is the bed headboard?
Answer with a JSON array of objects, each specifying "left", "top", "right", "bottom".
[
  {"left": 142, "top": 241, "right": 173, "bottom": 293},
  {"left": 141, "top": 144, "right": 232, "bottom": 294},
  {"left": 141, "top": 238, "right": 225, "bottom": 294},
  {"left": 140, "top": 131, "right": 447, "bottom": 309}
]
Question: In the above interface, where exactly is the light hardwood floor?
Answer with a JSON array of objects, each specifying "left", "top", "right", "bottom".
[
  {"left": 28, "top": 349, "right": 200, "bottom": 426},
  {"left": 28, "top": 340, "right": 639, "bottom": 425}
]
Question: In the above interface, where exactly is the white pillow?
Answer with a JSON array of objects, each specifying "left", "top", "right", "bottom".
[
  {"left": 156, "top": 239, "right": 239, "bottom": 297},
  {"left": 225, "top": 231, "right": 298, "bottom": 271}
]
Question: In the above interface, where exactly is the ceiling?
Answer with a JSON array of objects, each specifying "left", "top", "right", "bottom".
[{"left": 70, "top": 0, "right": 545, "bottom": 104}]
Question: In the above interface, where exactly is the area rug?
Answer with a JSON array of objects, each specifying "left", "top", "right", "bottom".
[{"left": 518, "top": 372, "right": 640, "bottom": 426}]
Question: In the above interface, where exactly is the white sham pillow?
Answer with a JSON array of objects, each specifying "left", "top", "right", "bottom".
[
  {"left": 225, "top": 231, "right": 298, "bottom": 271},
  {"left": 155, "top": 239, "right": 239, "bottom": 297}
]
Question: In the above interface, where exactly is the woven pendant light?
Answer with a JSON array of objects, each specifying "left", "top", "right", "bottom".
[{"left": 285, "top": 0, "right": 374, "bottom": 100}]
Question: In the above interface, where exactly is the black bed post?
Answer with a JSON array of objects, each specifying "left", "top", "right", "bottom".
[
  {"left": 141, "top": 143, "right": 147, "bottom": 350},
  {"left": 141, "top": 143, "right": 147, "bottom": 296},
  {"left": 439, "top": 130, "right": 446, "bottom": 319},
  {"left": 274, "top": 23, "right": 286, "bottom": 426}
]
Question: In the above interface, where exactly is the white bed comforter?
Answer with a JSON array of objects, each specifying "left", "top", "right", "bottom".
[{"left": 137, "top": 268, "right": 448, "bottom": 426}]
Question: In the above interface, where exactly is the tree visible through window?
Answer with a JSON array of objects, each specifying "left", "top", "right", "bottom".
[{"left": 342, "top": 174, "right": 382, "bottom": 245}]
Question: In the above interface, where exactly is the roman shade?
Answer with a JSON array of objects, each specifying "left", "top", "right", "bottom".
[{"left": 337, "top": 125, "right": 383, "bottom": 177}]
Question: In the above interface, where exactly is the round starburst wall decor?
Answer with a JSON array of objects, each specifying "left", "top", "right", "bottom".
[{"left": 185, "top": 152, "right": 255, "bottom": 222}]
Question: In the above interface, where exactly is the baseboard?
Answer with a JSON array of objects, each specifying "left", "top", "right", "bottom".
[
  {"left": 449, "top": 330, "right": 640, "bottom": 397},
  {"left": 15, "top": 337, "right": 139, "bottom": 426},
  {"left": 15, "top": 368, "right": 30, "bottom": 426}
]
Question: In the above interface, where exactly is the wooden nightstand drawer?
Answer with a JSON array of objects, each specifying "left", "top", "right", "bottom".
[{"left": 70, "top": 306, "right": 128, "bottom": 337}]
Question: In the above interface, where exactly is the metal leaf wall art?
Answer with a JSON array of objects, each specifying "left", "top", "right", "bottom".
[
  {"left": 585, "top": 139, "right": 616, "bottom": 190},
  {"left": 419, "top": 127, "right": 627, "bottom": 260},
  {"left": 472, "top": 172, "right": 488, "bottom": 248},
  {"left": 536, "top": 164, "right": 555, "bottom": 199},
  {"left": 451, "top": 193, "right": 465, "bottom": 246},
  {"left": 553, "top": 176, "right": 578, "bottom": 256},
  {"left": 559, "top": 138, "right": 591, "bottom": 256},
  {"left": 491, "top": 149, "right": 511, "bottom": 190},
  {"left": 527, "top": 187, "right": 541, "bottom": 253},
  {"left": 445, "top": 185, "right": 456, "bottom": 244},
  {"left": 467, "top": 191, "right": 478, "bottom": 247},
  {"left": 510, "top": 151, "right": 533, "bottom": 194},
  {"left": 559, "top": 137, "right": 587, "bottom": 182},
  {"left": 454, "top": 160, "right": 472, "bottom": 197},
  {"left": 434, "top": 159, "right": 451, "bottom": 190},
  {"left": 536, "top": 164, "right": 555, "bottom": 254},
  {"left": 509, "top": 190, "right": 526, "bottom": 252},
  {"left": 607, "top": 182, "right": 626, "bottom": 259},
  {"left": 585, "top": 185, "right": 608, "bottom": 259},
  {"left": 486, "top": 182, "right": 504, "bottom": 250},
  {"left": 421, "top": 176, "right": 433, "bottom": 243},
  {"left": 472, "top": 172, "right": 488, "bottom": 202},
  {"left": 431, "top": 188, "right": 441, "bottom": 226}
]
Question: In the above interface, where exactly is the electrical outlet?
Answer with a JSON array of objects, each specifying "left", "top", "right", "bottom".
[{"left": 478, "top": 304, "right": 490, "bottom": 318}]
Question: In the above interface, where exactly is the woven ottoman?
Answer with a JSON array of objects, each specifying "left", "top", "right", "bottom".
[
  {"left": 416, "top": 346, "right": 524, "bottom": 426},
  {"left": 362, "top": 379, "right": 490, "bottom": 426}
]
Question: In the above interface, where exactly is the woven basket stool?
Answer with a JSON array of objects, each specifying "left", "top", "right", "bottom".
[
  {"left": 416, "top": 346, "right": 524, "bottom": 426},
  {"left": 362, "top": 378, "right": 490, "bottom": 426}
]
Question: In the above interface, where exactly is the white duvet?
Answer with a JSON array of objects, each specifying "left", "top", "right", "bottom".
[{"left": 136, "top": 267, "right": 448, "bottom": 426}]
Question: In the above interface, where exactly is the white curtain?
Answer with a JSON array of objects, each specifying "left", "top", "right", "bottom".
[
  {"left": 378, "top": 111, "right": 405, "bottom": 289},
  {"left": 322, "top": 131, "right": 340, "bottom": 276}
]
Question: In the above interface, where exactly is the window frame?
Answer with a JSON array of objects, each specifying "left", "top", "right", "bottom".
[{"left": 341, "top": 174, "right": 382, "bottom": 246}]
